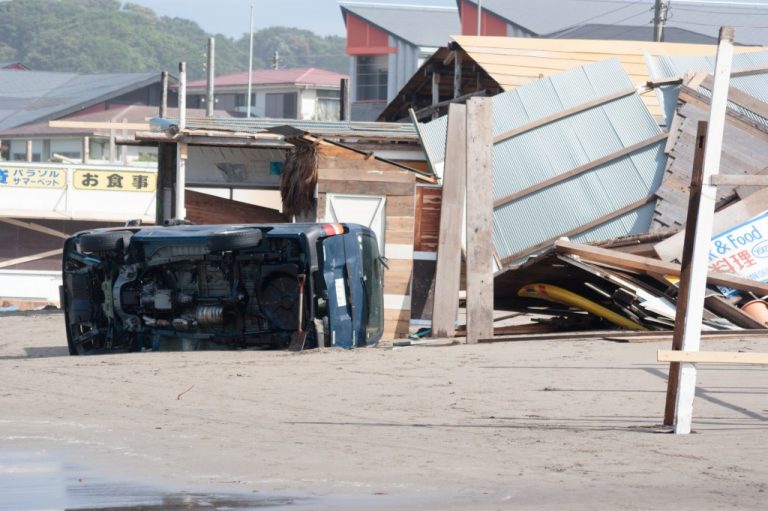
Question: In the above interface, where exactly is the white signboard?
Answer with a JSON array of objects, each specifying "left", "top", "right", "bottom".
[{"left": 708, "top": 211, "right": 768, "bottom": 297}]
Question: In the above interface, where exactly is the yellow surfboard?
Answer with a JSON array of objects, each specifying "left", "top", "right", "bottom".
[{"left": 518, "top": 283, "right": 647, "bottom": 331}]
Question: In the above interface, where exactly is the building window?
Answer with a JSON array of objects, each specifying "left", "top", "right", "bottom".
[
  {"left": 356, "top": 55, "right": 388, "bottom": 101},
  {"left": 315, "top": 89, "right": 341, "bottom": 121},
  {"left": 235, "top": 93, "right": 255, "bottom": 108},
  {"left": 265, "top": 92, "right": 298, "bottom": 119}
]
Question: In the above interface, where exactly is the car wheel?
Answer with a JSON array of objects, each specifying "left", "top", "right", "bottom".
[
  {"left": 207, "top": 228, "right": 263, "bottom": 252},
  {"left": 78, "top": 231, "right": 132, "bottom": 253}
]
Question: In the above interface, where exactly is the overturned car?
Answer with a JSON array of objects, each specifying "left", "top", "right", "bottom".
[{"left": 61, "top": 223, "right": 385, "bottom": 354}]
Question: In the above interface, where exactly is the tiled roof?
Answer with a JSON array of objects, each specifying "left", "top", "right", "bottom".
[{"left": 187, "top": 68, "right": 348, "bottom": 90}]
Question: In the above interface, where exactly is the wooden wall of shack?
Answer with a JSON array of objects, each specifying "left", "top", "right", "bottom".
[{"left": 312, "top": 140, "right": 418, "bottom": 340}]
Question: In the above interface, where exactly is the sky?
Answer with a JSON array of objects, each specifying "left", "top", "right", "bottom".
[{"left": 124, "top": 0, "right": 455, "bottom": 39}]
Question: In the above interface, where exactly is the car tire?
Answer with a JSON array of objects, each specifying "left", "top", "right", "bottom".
[
  {"left": 79, "top": 231, "right": 132, "bottom": 253},
  {"left": 207, "top": 228, "right": 263, "bottom": 252}
]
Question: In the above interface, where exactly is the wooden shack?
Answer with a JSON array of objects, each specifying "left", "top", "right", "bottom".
[{"left": 286, "top": 136, "right": 422, "bottom": 340}]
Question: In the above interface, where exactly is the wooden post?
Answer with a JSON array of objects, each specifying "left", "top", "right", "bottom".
[
  {"left": 109, "top": 128, "right": 116, "bottom": 163},
  {"left": 453, "top": 51, "right": 462, "bottom": 99},
  {"left": 663, "top": 120, "right": 707, "bottom": 426},
  {"left": 160, "top": 71, "right": 168, "bottom": 118},
  {"left": 340, "top": 78, "right": 349, "bottom": 121},
  {"left": 25, "top": 140, "right": 33, "bottom": 162},
  {"left": 431, "top": 103, "right": 467, "bottom": 338},
  {"left": 82, "top": 136, "right": 90, "bottom": 164},
  {"left": 176, "top": 142, "right": 187, "bottom": 220},
  {"left": 120, "top": 118, "right": 128, "bottom": 164},
  {"left": 669, "top": 27, "right": 734, "bottom": 435},
  {"left": 465, "top": 97, "right": 494, "bottom": 344},
  {"left": 431, "top": 72, "right": 440, "bottom": 120}
]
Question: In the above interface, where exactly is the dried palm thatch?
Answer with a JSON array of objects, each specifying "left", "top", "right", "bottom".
[{"left": 280, "top": 139, "right": 318, "bottom": 218}]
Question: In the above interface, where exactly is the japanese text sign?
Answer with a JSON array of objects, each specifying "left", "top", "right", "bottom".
[
  {"left": 0, "top": 166, "right": 65, "bottom": 189},
  {"left": 708, "top": 211, "right": 768, "bottom": 297},
  {"left": 73, "top": 170, "right": 156, "bottom": 192}
]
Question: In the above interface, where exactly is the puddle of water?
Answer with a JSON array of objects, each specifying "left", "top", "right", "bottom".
[{"left": 0, "top": 449, "right": 296, "bottom": 510}]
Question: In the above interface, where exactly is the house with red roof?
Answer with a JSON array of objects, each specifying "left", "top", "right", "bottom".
[{"left": 186, "top": 67, "right": 348, "bottom": 121}]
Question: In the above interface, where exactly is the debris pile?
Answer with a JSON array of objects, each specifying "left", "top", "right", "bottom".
[{"left": 417, "top": 54, "right": 768, "bottom": 339}]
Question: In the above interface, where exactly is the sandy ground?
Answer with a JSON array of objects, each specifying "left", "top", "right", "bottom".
[{"left": 0, "top": 312, "right": 766, "bottom": 510}]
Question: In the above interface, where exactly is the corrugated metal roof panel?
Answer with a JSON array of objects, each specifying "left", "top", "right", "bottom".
[
  {"left": 464, "top": 0, "right": 768, "bottom": 46},
  {"left": 647, "top": 50, "right": 768, "bottom": 127},
  {"left": 418, "top": 58, "right": 667, "bottom": 267}
]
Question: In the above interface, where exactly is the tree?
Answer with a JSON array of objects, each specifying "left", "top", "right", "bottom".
[{"left": 0, "top": 0, "right": 348, "bottom": 78}]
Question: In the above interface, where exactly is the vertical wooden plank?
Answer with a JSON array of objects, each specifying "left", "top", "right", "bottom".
[
  {"left": 453, "top": 51, "right": 462, "bottom": 99},
  {"left": 25, "top": 140, "right": 32, "bottom": 162},
  {"left": 109, "top": 128, "right": 116, "bottom": 163},
  {"left": 465, "top": 97, "right": 494, "bottom": 344},
  {"left": 431, "top": 104, "right": 466, "bottom": 338},
  {"left": 663, "top": 120, "right": 707, "bottom": 426},
  {"left": 671, "top": 27, "right": 734, "bottom": 435},
  {"left": 431, "top": 73, "right": 440, "bottom": 120}
]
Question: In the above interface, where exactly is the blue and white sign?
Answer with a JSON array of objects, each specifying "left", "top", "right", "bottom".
[{"left": 708, "top": 211, "right": 768, "bottom": 297}]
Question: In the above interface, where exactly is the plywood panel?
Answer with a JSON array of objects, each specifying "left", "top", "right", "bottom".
[
  {"left": 414, "top": 186, "right": 442, "bottom": 253},
  {"left": 185, "top": 190, "right": 287, "bottom": 224}
]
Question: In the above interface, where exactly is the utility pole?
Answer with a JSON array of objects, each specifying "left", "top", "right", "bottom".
[
  {"left": 654, "top": 0, "right": 667, "bottom": 42},
  {"left": 477, "top": 0, "right": 483, "bottom": 35},
  {"left": 246, "top": 2, "right": 254, "bottom": 117},
  {"left": 206, "top": 37, "right": 215, "bottom": 117},
  {"left": 272, "top": 50, "right": 280, "bottom": 70}
]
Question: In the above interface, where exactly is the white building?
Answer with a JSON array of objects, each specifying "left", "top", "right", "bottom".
[{"left": 186, "top": 68, "right": 348, "bottom": 121}]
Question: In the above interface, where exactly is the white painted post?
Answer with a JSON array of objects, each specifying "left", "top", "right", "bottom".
[
  {"left": 673, "top": 27, "right": 734, "bottom": 435},
  {"left": 175, "top": 143, "right": 187, "bottom": 220}
]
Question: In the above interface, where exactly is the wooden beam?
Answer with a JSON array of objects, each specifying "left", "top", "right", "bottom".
[
  {"left": 701, "top": 74, "right": 768, "bottom": 124},
  {"left": 555, "top": 239, "right": 768, "bottom": 296},
  {"left": 431, "top": 73, "right": 440, "bottom": 120},
  {"left": 431, "top": 104, "right": 466, "bottom": 339},
  {"left": 673, "top": 27, "right": 735, "bottom": 435},
  {"left": 0, "top": 218, "right": 70, "bottom": 239},
  {"left": 500, "top": 195, "right": 656, "bottom": 266},
  {"left": 465, "top": 97, "right": 494, "bottom": 344},
  {"left": 659, "top": 350, "right": 768, "bottom": 365},
  {"left": 665, "top": 120, "right": 708, "bottom": 427},
  {"left": 412, "top": 90, "right": 488, "bottom": 121},
  {"left": 49, "top": 120, "right": 151, "bottom": 130},
  {"left": 710, "top": 174, "right": 768, "bottom": 186},
  {"left": 481, "top": 329, "right": 768, "bottom": 344},
  {"left": 25, "top": 140, "right": 32, "bottom": 162},
  {"left": 730, "top": 65, "right": 768, "bottom": 78},
  {"left": 493, "top": 133, "right": 668, "bottom": 209},
  {"left": 453, "top": 51, "right": 462, "bottom": 99},
  {"left": 704, "top": 295, "right": 767, "bottom": 329},
  {"left": 492, "top": 87, "right": 636, "bottom": 145},
  {"left": 0, "top": 249, "right": 62, "bottom": 269}
]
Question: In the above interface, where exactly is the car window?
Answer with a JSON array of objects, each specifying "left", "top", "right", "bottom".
[{"left": 359, "top": 233, "right": 383, "bottom": 341}]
